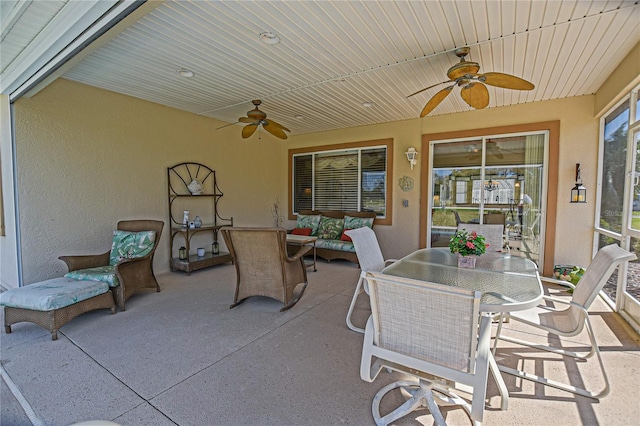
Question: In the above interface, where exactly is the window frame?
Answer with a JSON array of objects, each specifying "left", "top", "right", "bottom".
[
  {"left": 420, "top": 122, "right": 559, "bottom": 276},
  {"left": 288, "top": 138, "right": 393, "bottom": 225}
]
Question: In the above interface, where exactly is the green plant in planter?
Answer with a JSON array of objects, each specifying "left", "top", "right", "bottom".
[
  {"left": 449, "top": 229, "right": 488, "bottom": 256},
  {"left": 553, "top": 264, "right": 586, "bottom": 292}
]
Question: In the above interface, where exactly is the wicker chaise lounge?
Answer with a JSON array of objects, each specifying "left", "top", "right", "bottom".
[{"left": 1, "top": 278, "right": 115, "bottom": 340}]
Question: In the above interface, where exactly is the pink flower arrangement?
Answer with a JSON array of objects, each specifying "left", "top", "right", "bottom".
[{"left": 449, "top": 229, "right": 488, "bottom": 256}]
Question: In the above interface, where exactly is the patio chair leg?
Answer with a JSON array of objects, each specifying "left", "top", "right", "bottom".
[
  {"left": 346, "top": 274, "right": 366, "bottom": 333},
  {"left": 496, "top": 317, "right": 610, "bottom": 399}
]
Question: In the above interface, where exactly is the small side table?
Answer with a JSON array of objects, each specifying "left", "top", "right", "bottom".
[{"left": 286, "top": 235, "right": 318, "bottom": 272}]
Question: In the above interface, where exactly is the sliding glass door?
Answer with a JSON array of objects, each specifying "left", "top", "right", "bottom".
[
  {"left": 428, "top": 132, "right": 547, "bottom": 267},
  {"left": 598, "top": 85, "right": 640, "bottom": 331}
]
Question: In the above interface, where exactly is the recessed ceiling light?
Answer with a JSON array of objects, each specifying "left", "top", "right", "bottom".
[
  {"left": 362, "top": 101, "right": 374, "bottom": 108},
  {"left": 176, "top": 68, "right": 194, "bottom": 78},
  {"left": 259, "top": 31, "right": 280, "bottom": 44}
]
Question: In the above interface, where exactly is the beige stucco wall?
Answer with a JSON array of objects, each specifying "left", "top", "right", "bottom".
[
  {"left": 283, "top": 95, "right": 599, "bottom": 268},
  {"left": 13, "top": 79, "right": 282, "bottom": 285},
  {"left": 594, "top": 40, "right": 640, "bottom": 117},
  {"left": 5, "top": 38, "right": 637, "bottom": 287}
]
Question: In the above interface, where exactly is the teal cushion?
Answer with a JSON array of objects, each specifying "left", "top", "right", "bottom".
[
  {"left": 295, "top": 214, "right": 321, "bottom": 236},
  {"left": 316, "top": 239, "right": 355, "bottom": 252},
  {"left": 344, "top": 215, "right": 374, "bottom": 230},
  {"left": 65, "top": 265, "right": 120, "bottom": 288},
  {"left": 317, "top": 216, "right": 344, "bottom": 240},
  {"left": 0, "top": 277, "right": 109, "bottom": 311},
  {"left": 109, "top": 230, "right": 156, "bottom": 266}
]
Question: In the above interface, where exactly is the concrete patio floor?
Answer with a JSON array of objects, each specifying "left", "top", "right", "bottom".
[{"left": 1, "top": 260, "right": 639, "bottom": 425}]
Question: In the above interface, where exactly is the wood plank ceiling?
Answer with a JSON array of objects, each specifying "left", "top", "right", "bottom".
[{"left": 3, "top": 0, "right": 640, "bottom": 136}]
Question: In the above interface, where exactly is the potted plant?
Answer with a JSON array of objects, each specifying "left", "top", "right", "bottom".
[{"left": 449, "top": 229, "right": 488, "bottom": 268}]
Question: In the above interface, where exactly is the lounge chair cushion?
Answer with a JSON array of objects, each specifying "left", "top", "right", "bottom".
[
  {"left": 65, "top": 265, "right": 119, "bottom": 288},
  {"left": 109, "top": 230, "right": 156, "bottom": 265},
  {"left": 0, "top": 278, "right": 109, "bottom": 311}
]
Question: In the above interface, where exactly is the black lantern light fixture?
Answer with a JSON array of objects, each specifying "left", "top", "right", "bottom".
[{"left": 571, "top": 163, "right": 586, "bottom": 203}]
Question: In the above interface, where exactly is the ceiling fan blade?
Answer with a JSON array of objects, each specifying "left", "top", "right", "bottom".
[
  {"left": 216, "top": 121, "right": 240, "bottom": 130},
  {"left": 460, "top": 82, "right": 489, "bottom": 109},
  {"left": 420, "top": 85, "right": 455, "bottom": 117},
  {"left": 239, "top": 117, "right": 257, "bottom": 124},
  {"left": 241, "top": 124, "right": 258, "bottom": 139},
  {"left": 407, "top": 80, "right": 451, "bottom": 98},
  {"left": 265, "top": 119, "right": 290, "bottom": 133},
  {"left": 480, "top": 72, "right": 534, "bottom": 90},
  {"left": 263, "top": 121, "right": 288, "bottom": 139}
]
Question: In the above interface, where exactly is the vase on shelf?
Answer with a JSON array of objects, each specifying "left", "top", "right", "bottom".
[
  {"left": 457, "top": 255, "right": 476, "bottom": 269},
  {"left": 188, "top": 179, "right": 203, "bottom": 195},
  {"left": 194, "top": 216, "right": 202, "bottom": 228}
]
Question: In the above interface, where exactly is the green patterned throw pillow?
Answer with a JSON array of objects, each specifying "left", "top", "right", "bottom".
[
  {"left": 344, "top": 215, "right": 374, "bottom": 230},
  {"left": 317, "top": 216, "right": 344, "bottom": 240},
  {"left": 109, "top": 230, "right": 156, "bottom": 265},
  {"left": 295, "top": 214, "right": 321, "bottom": 236}
]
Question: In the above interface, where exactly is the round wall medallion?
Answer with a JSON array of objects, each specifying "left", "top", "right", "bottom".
[{"left": 399, "top": 176, "right": 414, "bottom": 192}]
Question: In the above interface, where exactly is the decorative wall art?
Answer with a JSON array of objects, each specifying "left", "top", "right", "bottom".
[{"left": 399, "top": 176, "right": 414, "bottom": 192}]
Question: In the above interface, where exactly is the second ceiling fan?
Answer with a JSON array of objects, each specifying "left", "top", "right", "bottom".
[
  {"left": 409, "top": 47, "right": 535, "bottom": 117},
  {"left": 237, "top": 100, "right": 290, "bottom": 140}
]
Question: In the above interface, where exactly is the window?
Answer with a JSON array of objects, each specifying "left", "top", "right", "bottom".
[{"left": 289, "top": 139, "right": 392, "bottom": 223}]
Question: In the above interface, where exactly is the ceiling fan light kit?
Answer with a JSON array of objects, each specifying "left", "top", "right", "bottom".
[{"left": 410, "top": 47, "right": 535, "bottom": 117}]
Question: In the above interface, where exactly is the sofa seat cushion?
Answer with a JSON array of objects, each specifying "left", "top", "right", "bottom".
[
  {"left": 0, "top": 277, "right": 110, "bottom": 311},
  {"left": 317, "top": 216, "right": 344, "bottom": 240},
  {"left": 316, "top": 239, "right": 355, "bottom": 252},
  {"left": 65, "top": 265, "right": 120, "bottom": 288}
]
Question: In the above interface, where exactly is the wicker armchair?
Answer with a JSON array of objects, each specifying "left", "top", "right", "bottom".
[
  {"left": 221, "top": 227, "right": 311, "bottom": 311},
  {"left": 59, "top": 220, "right": 164, "bottom": 311}
]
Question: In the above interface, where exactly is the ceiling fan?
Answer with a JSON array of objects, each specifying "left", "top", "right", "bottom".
[
  {"left": 408, "top": 47, "right": 535, "bottom": 117},
  {"left": 218, "top": 100, "right": 290, "bottom": 140}
]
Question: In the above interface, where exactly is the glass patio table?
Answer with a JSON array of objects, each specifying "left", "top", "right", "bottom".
[
  {"left": 382, "top": 247, "right": 544, "bottom": 410},
  {"left": 383, "top": 248, "right": 543, "bottom": 313}
]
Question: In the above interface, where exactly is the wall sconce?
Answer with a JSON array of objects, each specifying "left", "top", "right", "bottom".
[
  {"left": 405, "top": 147, "right": 418, "bottom": 170},
  {"left": 570, "top": 163, "right": 586, "bottom": 203}
]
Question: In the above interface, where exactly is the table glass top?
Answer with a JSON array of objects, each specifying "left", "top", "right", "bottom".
[{"left": 383, "top": 248, "right": 542, "bottom": 312}]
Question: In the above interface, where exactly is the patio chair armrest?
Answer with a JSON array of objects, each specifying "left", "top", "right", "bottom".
[
  {"left": 541, "top": 295, "right": 589, "bottom": 315},
  {"left": 286, "top": 245, "right": 312, "bottom": 262},
  {"left": 59, "top": 252, "right": 110, "bottom": 272},
  {"left": 541, "top": 295, "right": 572, "bottom": 305},
  {"left": 114, "top": 254, "right": 152, "bottom": 280}
]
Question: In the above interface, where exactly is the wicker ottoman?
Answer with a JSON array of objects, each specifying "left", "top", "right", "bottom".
[{"left": 0, "top": 277, "right": 115, "bottom": 340}]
